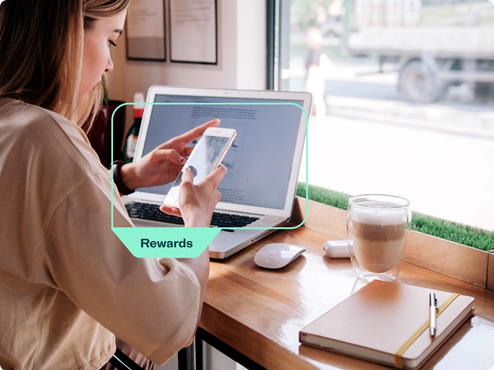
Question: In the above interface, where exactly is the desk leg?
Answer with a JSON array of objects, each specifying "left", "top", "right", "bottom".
[
  {"left": 195, "top": 336, "right": 205, "bottom": 370},
  {"left": 195, "top": 327, "right": 266, "bottom": 370},
  {"left": 177, "top": 341, "right": 195, "bottom": 370}
]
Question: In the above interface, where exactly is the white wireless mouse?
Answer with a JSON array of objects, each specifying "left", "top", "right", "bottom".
[{"left": 254, "top": 243, "right": 306, "bottom": 269}]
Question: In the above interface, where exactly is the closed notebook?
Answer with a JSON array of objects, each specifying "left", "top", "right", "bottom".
[{"left": 299, "top": 280, "right": 475, "bottom": 369}]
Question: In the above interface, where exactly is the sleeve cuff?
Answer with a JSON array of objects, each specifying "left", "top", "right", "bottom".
[{"left": 112, "top": 160, "right": 135, "bottom": 195}]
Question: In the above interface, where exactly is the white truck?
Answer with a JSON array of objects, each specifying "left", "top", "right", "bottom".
[{"left": 347, "top": 1, "right": 494, "bottom": 103}]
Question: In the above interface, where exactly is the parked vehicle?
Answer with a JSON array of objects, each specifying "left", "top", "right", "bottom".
[{"left": 347, "top": 0, "right": 494, "bottom": 103}]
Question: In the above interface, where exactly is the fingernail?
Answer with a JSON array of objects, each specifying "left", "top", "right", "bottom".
[{"left": 179, "top": 157, "right": 186, "bottom": 164}]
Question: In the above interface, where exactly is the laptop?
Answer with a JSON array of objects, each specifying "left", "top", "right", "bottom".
[{"left": 123, "top": 86, "right": 311, "bottom": 259}]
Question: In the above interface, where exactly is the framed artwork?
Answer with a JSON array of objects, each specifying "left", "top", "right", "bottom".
[
  {"left": 126, "top": 0, "right": 166, "bottom": 61},
  {"left": 169, "top": 0, "right": 217, "bottom": 65}
]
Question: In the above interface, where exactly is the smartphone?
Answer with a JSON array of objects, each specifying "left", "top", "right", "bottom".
[{"left": 163, "top": 127, "right": 237, "bottom": 208}]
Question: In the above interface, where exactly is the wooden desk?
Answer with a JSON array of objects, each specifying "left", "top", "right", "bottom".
[{"left": 199, "top": 199, "right": 494, "bottom": 370}]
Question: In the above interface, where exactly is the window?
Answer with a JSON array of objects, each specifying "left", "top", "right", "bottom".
[{"left": 274, "top": 0, "right": 494, "bottom": 232}]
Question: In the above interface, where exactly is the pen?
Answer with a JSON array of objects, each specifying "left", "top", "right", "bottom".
[{"left": 429, "top": 292, "right": 438, "bottom": 337}]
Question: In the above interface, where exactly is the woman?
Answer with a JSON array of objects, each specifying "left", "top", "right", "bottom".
[{"left": 0, "top": 0, "right": 225, "bottom": 369}]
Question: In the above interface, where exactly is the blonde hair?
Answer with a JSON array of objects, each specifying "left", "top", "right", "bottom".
[{"left": 0, "top": 0, "right": 129, "bottom": 131}]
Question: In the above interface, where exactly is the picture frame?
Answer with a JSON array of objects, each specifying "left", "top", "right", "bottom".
[
  {"left": 126, "top": 0, "right": 166, "bottom": 62},
  {"left": 169, "top": 0, "right": 218, "bottom": 65}
]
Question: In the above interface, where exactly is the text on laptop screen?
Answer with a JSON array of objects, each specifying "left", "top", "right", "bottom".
[{"left": 138, "top": 94, "right": 305, "bottom": 210}]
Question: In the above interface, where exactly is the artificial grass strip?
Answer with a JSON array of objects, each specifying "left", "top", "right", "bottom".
[
  {"left": 296, "top": 183, "right": 493, "bottom": 251},
  {"left": 297, "top": 182, "right": 352, "bottom": 211},
  {"left": 411, "top": 213, "right": 493, "bottom": 251}
]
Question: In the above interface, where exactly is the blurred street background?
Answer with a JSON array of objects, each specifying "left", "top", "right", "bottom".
[{"left": 280, "top": 0, "right": 494, "bottom": 231}]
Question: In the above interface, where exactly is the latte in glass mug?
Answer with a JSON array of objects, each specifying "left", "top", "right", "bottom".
[{"left": 351, "top": 201, "right": 407, "bottom": 273}]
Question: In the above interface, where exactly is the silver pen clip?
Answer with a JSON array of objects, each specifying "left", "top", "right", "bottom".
[{"left": 429, "top": 292, "right": 438, "bottom": 337}]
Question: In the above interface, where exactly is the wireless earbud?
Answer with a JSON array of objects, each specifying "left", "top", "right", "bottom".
[{"left": 322, "top": 240, "right": 350, "bottom": 258}]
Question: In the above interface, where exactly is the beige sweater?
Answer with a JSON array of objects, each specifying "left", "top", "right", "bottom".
[{"left": 0, "top": 99, "right": 200, "bottom": 369}]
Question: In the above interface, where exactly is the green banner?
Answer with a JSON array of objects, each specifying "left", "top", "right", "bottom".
[{"left": 112, "top": 227, "right": 220, "bottom": 258}]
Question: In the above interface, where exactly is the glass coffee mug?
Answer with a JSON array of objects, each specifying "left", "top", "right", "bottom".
[{"left": 347, "top": 195, "right": 412, "bottom": 282}]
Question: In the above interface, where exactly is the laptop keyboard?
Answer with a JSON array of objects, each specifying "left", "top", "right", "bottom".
[{"left": 125, "top": 202, "right": 260, "bottom": 228}]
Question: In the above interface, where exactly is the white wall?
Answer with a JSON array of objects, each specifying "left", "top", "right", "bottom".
[
  {"left": 236, "top": 0, "right": 266, "bottom": 90},
  {"left": 108, "top": 0, "right": 266, "bottom": 134}
]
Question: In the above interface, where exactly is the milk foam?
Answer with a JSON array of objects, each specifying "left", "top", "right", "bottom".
[{"left": 351, "top": 201, "right": 407, "bottom": 226}]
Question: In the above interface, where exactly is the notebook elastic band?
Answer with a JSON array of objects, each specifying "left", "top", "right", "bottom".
[{"left": 394, "top": 293, "right": 459, "bottom": 369}]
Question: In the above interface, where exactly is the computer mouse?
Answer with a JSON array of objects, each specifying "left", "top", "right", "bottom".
[{"left": 254, "top": 243, "right": 306, "bottom": 269}]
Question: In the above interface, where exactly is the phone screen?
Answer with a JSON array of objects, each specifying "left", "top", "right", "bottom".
[{"left": 163, "top": 134, "right": 232, "bottom": 207}]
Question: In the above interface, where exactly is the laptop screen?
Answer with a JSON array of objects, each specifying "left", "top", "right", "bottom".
[{"left": 137, "top": 93, "right": 305, "bottom": 210}]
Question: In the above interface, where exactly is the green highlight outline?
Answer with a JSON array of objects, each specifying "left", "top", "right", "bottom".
[{"left": 111, "top": 102, "right": 309, "bottom": 232}]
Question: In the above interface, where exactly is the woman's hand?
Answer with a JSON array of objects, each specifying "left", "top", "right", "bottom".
[
  {"left": 119, "top": 119, "right": 220, "bottom": 191},
  {"left": 160, "top": 165, "right": 227, "bottom": 227}
]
